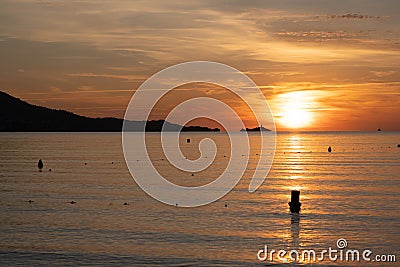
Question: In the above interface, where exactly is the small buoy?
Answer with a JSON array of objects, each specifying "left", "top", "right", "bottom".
[
  {"left": 28, "top": 200, "right": 33, "bottom": 204},
  {"left": 84, "top": 162, "right": 87, "bottom": 165},
  {"left": 123, "top": 202, "right": 129, "bottom": 206},
  {"left": 191, "top": 173, "right": 194, "bottom": 176},
  {"left": 111, "top": 161, "right": 114, "bottom": 164},
  {"left": 187, "top": 138, "right": 191, "bottom": 143},
  {"left": 161, "top": 158, "right": 164, "bottom": 161},
  {"left": 397, "top": 144, "right": 400, "bottom": 148},
  {"left": 49, "top": 168, "right": 51, "bottom": 172},
  {"left": 70, "top": 201, "right": 76, "bottom": 204},
  {"left": 175, "top": 203, "right": 178, "bottom": 207},
  {"left": 377, "top": 128, "right": 382, "bottom": 132},
  {"left": 328, "top": 146, "right": 332, "bottom": 153},
  {"left": 223, "top": 155, "right": 226, "bottom": 158},
  {"left": 224, "top": 204, "right": 227, "bottom": 207},
  {"left": 37, "top": 159, "right": 44, "bottom": 170}
]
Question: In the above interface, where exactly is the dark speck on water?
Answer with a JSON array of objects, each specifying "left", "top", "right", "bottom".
[{"left": 37, "top": 159, "right": 43, "bottom": 170}]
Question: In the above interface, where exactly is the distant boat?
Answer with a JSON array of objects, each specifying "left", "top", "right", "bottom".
[
  {"left": 37, "top": 159, "right": 44, "bottom": 170},
  {"left": 240, "top": 125, "right": 271, "bottom": 132}
]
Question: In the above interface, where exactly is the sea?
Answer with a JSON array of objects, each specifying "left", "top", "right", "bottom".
[{"left": 0, "top": 132, "right": 399, "bottom": 266}]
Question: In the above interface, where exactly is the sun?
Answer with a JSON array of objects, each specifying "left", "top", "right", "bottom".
[
  {"left": 280, "top": 106, "right": 312, "bottom": 128},
  {"left": 274, "top": 91, "right": 316, "bottom": 129}
]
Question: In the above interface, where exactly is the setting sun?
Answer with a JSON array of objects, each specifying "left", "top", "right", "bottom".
[
  {"left": 280, "top": 107, "right": 312, "bottom": 128},
  {"left": 274, "top": 91, "right": 317, "bottom": 129}
]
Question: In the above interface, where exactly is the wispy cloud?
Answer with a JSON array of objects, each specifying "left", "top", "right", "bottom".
[{"left": 319, "top": 13, "right": 384, "bottom": 20}]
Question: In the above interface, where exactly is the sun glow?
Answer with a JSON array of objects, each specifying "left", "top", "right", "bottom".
[
  {"left": 280, "top": 107, "right": 312, "bottom": 128},
  {"left": 275, "top": 91, "right": 316, "bottom": 129}
]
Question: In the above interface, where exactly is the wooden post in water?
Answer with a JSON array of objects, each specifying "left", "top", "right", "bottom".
[{"left": 288, "top": 190, "right": 301, "bottom": 213}]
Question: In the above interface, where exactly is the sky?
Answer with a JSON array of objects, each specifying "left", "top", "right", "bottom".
[{"left": 1, "top": 0, "right": 399, "bottom": 131}]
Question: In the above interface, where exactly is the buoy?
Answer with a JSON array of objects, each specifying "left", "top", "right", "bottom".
[
  {"left": 328, "top": 146, "right": 332, "bottom": 153},
  {"left": 85, "top": 162, "right": 87, "bottom": 165},
  {"left": 224, "top": 204, "right": 227, "bottom": 207},
  {"left": 111, "top": 161, "right": 114, "bottom": 164},
  {"left": 377, "top": 128, "right": 382, "bottom": 132},
  {"left": 288, "top": 190, "right": 302, "bottom": 213},
  {"left": 187, "top": 138, "right": 191, "bottom": 143},
  {"left": 70, "top": 201, "right": 76, "bottom": 204},
  {"left": 397, "top": 144, "right": 400, "bottom": 148},
  {"left": 49, "top": 169, "right": 52, "bottom": 172},
  {"left": 37, "top": 159, "right": 44, "bottom": 170},
  {"left": 191, "top": 173, "right": 194, "bottom": 176},
  {"left": 123, "top": 202, "right": 129, "bottom": 206},
  {"left": 28, "top": 200, "right": 33, "bottom": 204}
]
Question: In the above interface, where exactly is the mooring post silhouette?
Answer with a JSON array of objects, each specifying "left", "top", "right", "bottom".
[{"left": 288, "top": 190, "right": 301, "bottom": 213}]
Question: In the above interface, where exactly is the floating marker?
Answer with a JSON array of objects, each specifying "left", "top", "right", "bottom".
[
  {"left": 288, "top": 190, "right": 302, "bottom": 213},
  {"left": 187, "top": 138, "right": 191, "bottom": 143},
  {"left": 37, "top": 159, "right": 44, "bottom": 170},
  {"left": 328, "top": 146, "right": 332, "bottom": 153},
  {"left": 70, "top": 201, "right": 76, "bottom": 204}
]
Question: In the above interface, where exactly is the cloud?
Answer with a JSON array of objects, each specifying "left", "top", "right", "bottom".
[
  {"left": 319, "top": 13, "right": 384, "bottom": 20},
  {"left": 370, "top": 70, "right": 397, "bottom": 78}
]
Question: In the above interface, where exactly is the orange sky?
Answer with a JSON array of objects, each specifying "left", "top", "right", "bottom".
[{"left": 1, "top": 0, "right": 399, "bottom": 131}]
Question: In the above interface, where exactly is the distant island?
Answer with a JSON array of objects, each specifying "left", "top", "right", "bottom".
[
  {"left": 240, "top": 126, "right": 271, "bottom": 132},
  {"left": 0, "top": 91, "right": 220, "bottom": 132}
]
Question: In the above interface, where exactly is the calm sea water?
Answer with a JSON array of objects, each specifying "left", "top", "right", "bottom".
[{"left": 0, "top": 132, "right": 399, "bottom": 266}]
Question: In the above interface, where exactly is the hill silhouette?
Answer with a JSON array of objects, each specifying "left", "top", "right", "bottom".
[{"left": 0, "top": 91, "right": 220, "bottom": 132}]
